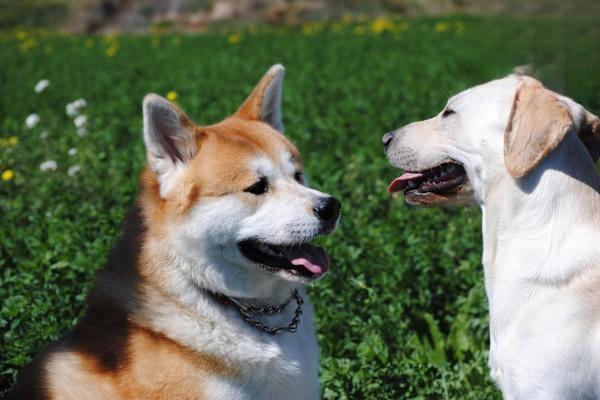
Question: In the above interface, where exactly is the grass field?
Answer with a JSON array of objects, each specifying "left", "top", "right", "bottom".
[{"left": 1, "top": 17, "right": 600, "bottom": 398}]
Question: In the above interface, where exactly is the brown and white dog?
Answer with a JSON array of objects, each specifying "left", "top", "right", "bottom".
[
  {"left": 383, "top": 75, "right": 600, "bottom": 399},
  {"left": 9, "top": 65, "right": 340, "bottom": 400}
]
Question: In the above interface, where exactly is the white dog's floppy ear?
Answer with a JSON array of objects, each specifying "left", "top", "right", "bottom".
[
  {"left": 234, "top": 64, "right": 285, "bottom": 133},
  {"left": 504, "top": 78, "right": 600, "bottom": 177},
  {"left": 143, "top": 94, "right": 198, "bottom": 176},
  {"left": 580, "top": 110, "right": 600, "bottom": 162}
]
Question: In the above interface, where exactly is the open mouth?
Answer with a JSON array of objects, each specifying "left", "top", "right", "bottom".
[
  {"left": 238, "top": 239, "right": 329, "bottom": 279},
  {"left": 387, "top": 161, "right": 468, "bottom": 205}
]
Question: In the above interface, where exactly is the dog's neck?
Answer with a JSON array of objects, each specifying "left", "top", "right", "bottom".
[
  {"left": 131, "top": 236, "right": 312, "bottom": 367},
  {"left": 481, "top": 133, "right": 600, "bottom": 304}
]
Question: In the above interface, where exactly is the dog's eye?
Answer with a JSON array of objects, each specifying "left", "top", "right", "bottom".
[
  {"left": 294, "top": 171, "right": 304, "bottom": 184},
  {"left": 442, "top": 108, "right": 456, "bottom": 118},
  {"left": 244, "top": 177, "right": 269, "bottom": 195}
]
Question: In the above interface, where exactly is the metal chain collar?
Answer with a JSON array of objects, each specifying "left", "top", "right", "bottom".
[{"left": 210, "top": 289, "right": 304, "bottom": 336}]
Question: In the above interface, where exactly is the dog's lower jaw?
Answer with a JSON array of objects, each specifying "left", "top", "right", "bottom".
[{"left": 161, "top": 241, "right": 302, "bottom": 303}]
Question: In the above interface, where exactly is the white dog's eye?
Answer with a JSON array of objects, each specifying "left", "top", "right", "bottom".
[
  {"left": 244, "top": 177, "right": 269, "bottom": 195},
  {"left": 294, "top": 171, "right": 304, "bottom": 184},
  {"left": 442, "top": 108, "right": 456, "bottom": 118}
]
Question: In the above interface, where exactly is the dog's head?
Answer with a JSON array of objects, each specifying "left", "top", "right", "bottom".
[
  {"left": 140, "top": 65, "right": 340, "bottom": 298},
  {"left": 383, "top": 75, "right": 600, "bottom": 206}
]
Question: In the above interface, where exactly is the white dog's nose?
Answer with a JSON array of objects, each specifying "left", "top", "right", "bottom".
[{"left": 382, "top": 130, "right": 396, "bottom": 147}]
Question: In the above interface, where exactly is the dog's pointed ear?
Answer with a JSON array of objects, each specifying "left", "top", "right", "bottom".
[
  {"left": 234, "top": 64, "right": 285, "bottom": 133},
  {"left": 143, "top": 94, "right": 198, "bottom": 176},
  {"left": 503, "top": 78, "right": 600, "bottom": 178}
]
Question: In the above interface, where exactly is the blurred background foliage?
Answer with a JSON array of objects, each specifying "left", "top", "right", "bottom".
[{"left": 2, "top": 0, "right": 600, "bottom": 32}]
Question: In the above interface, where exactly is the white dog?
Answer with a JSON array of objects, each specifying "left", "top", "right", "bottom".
[{"left": 383, "top": 75, "right": 600, "bottom": 399}]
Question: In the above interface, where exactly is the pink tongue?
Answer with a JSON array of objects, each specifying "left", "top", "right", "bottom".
[
  {"left": 281, "top": 244, "right": 330, "bottom": 275},
  {"left": 388, "top": 172, "right": 424, "bottom": 193}
]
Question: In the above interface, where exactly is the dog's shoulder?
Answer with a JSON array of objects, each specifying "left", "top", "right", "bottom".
[{"left": 9, "top": 306, "right": 232, "bottom": 399}]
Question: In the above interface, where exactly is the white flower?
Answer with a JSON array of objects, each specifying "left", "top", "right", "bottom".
[
  {"left": 73, "top": 98, "right": 87, "bottom": 108},
  {"left": 40, "top": 130, "right": 49, "bottom": 139},
  {"left": 77, "top": 127, "right": 88, "bottom": 137},
  {"left": 68, "top": 165, "right": 81, "bottom": 176},
  {"left": 65, "top": 98, "right": 87, "bottom": 117},
  {"left": 68, "top": 148, "right": 77, "bottom": 156},
  {"left": 25, "top": 113, "right": 40, "bottom": 129},
  {"left": 74, "top": 114, "right": 87, "bottom": 128},
  {"left": 35, "top": 79, "right": 49, "bottom": 93},
  {"left": 66, "top": 103, "right": 78, "bottom": 117},
  {"left": 40, "top": 160, "right": 57, "bottom": 172}
]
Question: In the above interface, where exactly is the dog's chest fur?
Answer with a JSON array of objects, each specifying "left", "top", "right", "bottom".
[
  {"left": 136, "top": 280, "right": 321, "bottom": 399},
  {"left": 482, "top": 153, "right": 600, "bottom": 399}
]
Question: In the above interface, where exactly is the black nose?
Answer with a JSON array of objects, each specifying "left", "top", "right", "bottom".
[
  {"left": 313, "top": 197, "right": 341, "bottom": 223},
  {"left": 382, "top": 130, "right": 396, "bottom": 147}
]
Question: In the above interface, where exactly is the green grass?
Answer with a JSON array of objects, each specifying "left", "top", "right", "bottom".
[{"left": 1, "top": 17, "right": 600, "bottom": 399}]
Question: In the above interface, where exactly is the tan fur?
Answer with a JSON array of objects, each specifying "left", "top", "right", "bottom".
[
  {"left": 46, "top": 352, "right": 121, "bottom": 400},
  {"left": 581, "top": 110, "right": 600, "bottom": 162},
  {"left": 235, "top": 67, "right": 281, "bottom": 123},
  {"left": 46, "top": 327, "right": 230, "bottom": 400},
  {"left": 117, "top": 328, "right": 229, "bottom": 399},
  {"left": 140, "top": 117, "right": 301, "bottom": 221},
  {"left": 503, "top": 78, "right": 574, "bottom": 178},
  {"left": 504, "top": 77, "right": 600, "bottom": 178}
]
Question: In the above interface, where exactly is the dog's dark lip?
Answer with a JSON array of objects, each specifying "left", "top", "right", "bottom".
[
  {"left": 388, "top": 161, "right": 468, "bottom": 201},
  {"left": 237, "top": 239, "right": 328, "bottom": 278}
]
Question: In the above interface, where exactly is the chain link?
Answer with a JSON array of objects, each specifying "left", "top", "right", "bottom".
[{"left": 211, "top": 289, "right": 304, "bottom": 336}]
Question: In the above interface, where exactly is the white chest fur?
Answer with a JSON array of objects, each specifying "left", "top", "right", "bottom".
[
  {"left": 482, "top": 158, "right": 600, "bottom": 399},
  {"left": 136, "top": 282, "right": 321, "bottom": 400}
]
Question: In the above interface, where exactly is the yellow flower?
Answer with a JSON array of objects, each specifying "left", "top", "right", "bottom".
[
  {"left": 8, "top": 136, "right": 18, "bottom": 146},
  {"left": 102, "top": 33, "right": 117, "bottom": 44},
  {"left": 371, "top": 17, "right": 394, "bottom": 34},
  {"left": 105, "top": 44, "right": 119, "bottom": 57},
  {"left": 435, "top": 22, "right": 449, "bottom": 33},
  {"left": 353, "top": 26, "right": 366, "bottom": 35},
  {"left": 2, "top": 169, "right": 14, "bottom": 181},
  {"left": 302, "top": 24, "right": 314, "bottom": 35},
  {"left": 19, "top": 38, "right": 36, "bottom": 52},
  {"left": 166, "top": 91, "right": 178, "bottom": 102},
  {"left": 227, "top": 33, "right": 242, "bottom": 44},
  {"left": 302, "top": 22, "right": 323, "bottom": 35}
]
